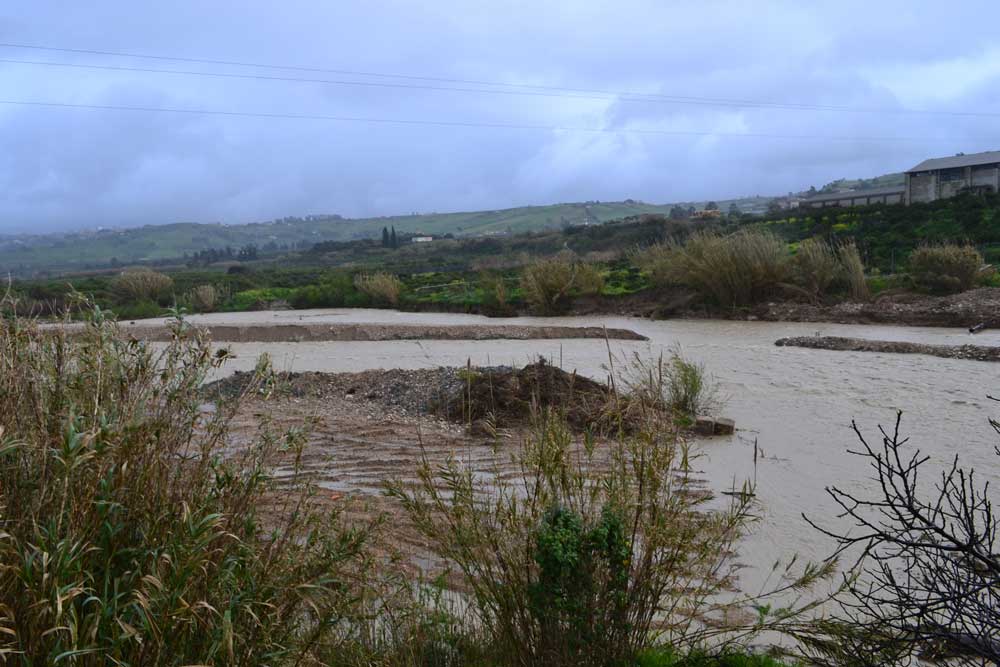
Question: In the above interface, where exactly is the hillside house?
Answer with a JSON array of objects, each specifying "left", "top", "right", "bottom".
[{"left": 905, "top": 150, "right": 1000, "bottom": 204}]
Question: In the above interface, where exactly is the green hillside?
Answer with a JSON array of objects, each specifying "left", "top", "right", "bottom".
[{"left": 0, "top": 197, "right": 768, "bottom": 277}]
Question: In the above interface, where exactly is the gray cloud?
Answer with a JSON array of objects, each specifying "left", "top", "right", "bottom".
[{"left": 1, "top": 0, "right": 999, "bottom": 232}]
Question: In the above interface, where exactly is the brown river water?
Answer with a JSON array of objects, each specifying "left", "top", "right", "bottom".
[{"left": 157, "top": 308, "right": 1000, "bottom": 589}]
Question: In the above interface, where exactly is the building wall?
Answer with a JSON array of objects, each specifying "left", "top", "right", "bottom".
[
  {"left": 972, "top": 165, "right": 997, "bottom": 188},
  {"left": 908, "top": 173, "right": 936, "bottom": 203}
]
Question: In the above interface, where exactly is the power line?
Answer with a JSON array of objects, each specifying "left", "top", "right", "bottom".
[
  {"left": 0, "top": 98, "right": 955, "bottom": 143},
  {"left": 0, "top": 41, "right": 994, "bottom": 118}
]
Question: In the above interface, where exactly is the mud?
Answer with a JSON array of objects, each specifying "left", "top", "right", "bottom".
[
  {"left": 775, "top": 335, "right": 1000, "bottom": 362},
  {"left": 125, "top": 321, "right": 647, "bottom": 343}
]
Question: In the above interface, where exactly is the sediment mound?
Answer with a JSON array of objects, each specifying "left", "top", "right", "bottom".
[
  {"left": 435, "top": 358, "right": 619, "bottom": 431},
  {"left": 775, "top": 336, "right": 1000, "bottom": 362},
  {"left": 128, "top": 322, "right": 648, "bottom": 343}
]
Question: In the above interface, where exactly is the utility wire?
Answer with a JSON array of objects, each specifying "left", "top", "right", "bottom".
[
  {"left": 0, "top": 41, "right": 993, "bottom": 118},
  {"left": 0, "top": 98, "right": 954, "bottom": 143}
]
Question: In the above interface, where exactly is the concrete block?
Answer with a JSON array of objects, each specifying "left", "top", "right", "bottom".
[{"left": 714, "top": 417, "right": 736, "bottom": 436}]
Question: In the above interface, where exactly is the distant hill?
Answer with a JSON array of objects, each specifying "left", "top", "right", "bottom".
[{"left": 0, "top": 197, "right": 772, "bottom": 276}]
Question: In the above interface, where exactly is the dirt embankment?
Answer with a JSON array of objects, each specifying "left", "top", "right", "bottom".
[
  {"left": 775, "top": 336, "right": 1000, "bottom": 362},
  {"left": 130, "top": 322, "right": 647, "bottom": 343},
  {"left": 750, "top": 288, "right": 1000, "bottom": 328},
  {"left": 568, "top": 287, "right": 1000, "bottom": 329}
]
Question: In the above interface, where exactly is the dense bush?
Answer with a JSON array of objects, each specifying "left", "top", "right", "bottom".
[
  {"left": 791, "top": 238, "right": 841, "bottom": 300},
  {"left": 389, "top": 402, "right": 830, "bottom": 666},
  {"left": 647, "top": 230, "right": 790, "bottom": 307},
  {"left": 354, "top": 272, "right": 403, "bottom": 306},
  {"left": 907, "top": 243, "right": 983, "bottom": 294},
  {"left": 110, "top": 267, "right": 174, "bottom": 302},
  {"left": 0, "top": 306, "right": 374, "bottom": 664},
  {"left": 187, "top": 283, "right": 219, "bottom": 312},
  {"left": 520, "top": 254, "right": 604, "bottom": 313}
]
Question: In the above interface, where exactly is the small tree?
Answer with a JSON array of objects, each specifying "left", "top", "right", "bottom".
[
  {"left": 382, "top": 226, "right": 391, "bottom": 248},
  {"left": 807, "top": 406, "right": 1000, "bottom": 665}
]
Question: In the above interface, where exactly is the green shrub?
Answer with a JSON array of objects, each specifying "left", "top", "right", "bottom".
[
  {"left": 652, "top": 230, "right": 790, "bottom": 307},
  {"left": 478, "top": 271, "right": 515, "bottom": 315},
  {"left": 110, "top": 268, "right": 173, "bottom": 303},
  {"left": 354, "top": 272, "right": 403, "bottom": 306},
  {"left": 907, "top": 243, "right": 983, "bottom": 294},
  {"left": 0, "top": 305, "right": 374, "bottom": 664},
  {"left": 520, "top": 254, "right": 604, "bottom": 313},
  {"left": 291, "top": 274, "right": 367, "bottom": 309},
  {"left": 388, "top": 405, "right": 829, "bottom": 666}
]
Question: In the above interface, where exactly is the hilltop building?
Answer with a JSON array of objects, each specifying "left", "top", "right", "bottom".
[
  {"left": 799, "top": 149, "right": 1000, "bottom": 210},
  {"left": 905, "top": 150, "right": 1000, "bottom": 204},
  {"left": 800, "top": 186, "right": 904, "bottom": 209}
]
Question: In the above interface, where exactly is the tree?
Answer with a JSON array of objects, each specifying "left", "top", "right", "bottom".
[
  {"left": 808, "top": 405, "right": 1000, "bottom": 665},
  {"left": 728, "top": 203, "right": 741, "bottom": 218},
  {"left": 705, "top": 201, "right": 719, "bottom": 211},
  {"left": 669, "top": 205, "right": 687, "bottom": 220},
  {"left": 390, "top": 226, "right": 398, "bottom": 249},
  {"left": 381, "top": 226, "right": 390, "bottom": 247}
]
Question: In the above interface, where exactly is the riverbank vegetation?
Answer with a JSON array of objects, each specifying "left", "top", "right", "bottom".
[
  {"left": 1, "top": 302, "right": 997, "bottom": 665},
  {"left": 6, "top": 193, "right": 1000, "bottom": 322}
]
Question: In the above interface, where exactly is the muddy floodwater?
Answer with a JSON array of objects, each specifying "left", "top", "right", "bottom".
[{"left": 162, "top": 308, "right": 1000, "bottom": 586}]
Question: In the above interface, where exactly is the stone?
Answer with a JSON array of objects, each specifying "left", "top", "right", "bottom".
[
  {"left": 713, "top": 417, "right": 736, "bottom": 436},
  {"left": 693, "top": 416, "right": 716, "bottom": 436}
]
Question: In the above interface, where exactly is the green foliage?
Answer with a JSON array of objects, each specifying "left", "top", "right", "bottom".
[
  {"left": 636, "top": 647, "right": 794, "bottom": 667},
  {"left": 0, "top": 304, "right": 374, "bottom": 664},
  {"left": 907, "top": 243, "right": 983, "bottom": 294},
  {"left": 791, "top": 238, "right": 841, "bottom": 300},
  {"left": 110, "top": 267, "right": 174, "bottom": 303},
  {"left": 388, "top": 399, "right": 831, "bottom": 666},
  {"left": 529, "top": 505, "right": 631, "bottom": 661},
  {"left": 651, "top": 230, "right": 790, "bottom": 307},
  {"left": 354, "top": 272, "right": 404, "bottom": 306},
  {"left": 521, "top": 254, "right": 605, "bottom": 313}
]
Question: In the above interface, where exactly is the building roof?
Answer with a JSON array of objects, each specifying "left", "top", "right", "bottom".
[
  {"left": 802, "top": 186, "right": 905, "bottom": 204},
  {"left": 907, "top": 150, "right": 1000, "bottom": 173}
]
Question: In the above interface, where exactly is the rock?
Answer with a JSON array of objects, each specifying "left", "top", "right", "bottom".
[
  {"left": 713, "top": 417, "right": 736, "bottom": 436},
  {"left": 693, "top": 416, "right": 716, "bottom": 436}
]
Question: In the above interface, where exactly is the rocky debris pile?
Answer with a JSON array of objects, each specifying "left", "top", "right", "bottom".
[
  {"left": 775, "top": 335, "right": 1000, "bottom": 362},
  {"left": 205, "top": 367, "right": 485, "bottom": 416},
  {"left": 433, "top": 358, "right": 618, "bottom": 432}
]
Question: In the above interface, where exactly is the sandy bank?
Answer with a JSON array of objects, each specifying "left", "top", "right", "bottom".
[
  {"left": 128, "top": 322, "right": 647, "bottom": 342},
  {"left": 775, "top": 335, "right": 1000, "bottom": 362}
]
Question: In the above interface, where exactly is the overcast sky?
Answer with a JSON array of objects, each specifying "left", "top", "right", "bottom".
[{"left": 2, "top": 1, "right": 999, "bottom": 233}]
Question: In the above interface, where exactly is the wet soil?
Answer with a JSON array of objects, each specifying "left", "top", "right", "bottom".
[{"left": 775, "top": 335, "right": 1000, "bottom": 362}]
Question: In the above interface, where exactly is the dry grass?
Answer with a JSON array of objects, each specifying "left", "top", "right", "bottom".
[
  {"left": 0, "top": 302, "right": 379, "bottom": 664},
  {"left": 354, "top": 271, "right": 404, "bottom": 306},
  {"left": 646, "top": 230, "right": 790, "bottom": 307},
  {"left": 520, "top": 253, "right": 604, "bottom": 313},
  {"left": 110, "top": 267, "right": 174, "bottom": 302}
]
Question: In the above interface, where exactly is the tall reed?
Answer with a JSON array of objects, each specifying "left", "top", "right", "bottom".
[{"left": 0, "top": 302, "right": 375, "bottom": 665}]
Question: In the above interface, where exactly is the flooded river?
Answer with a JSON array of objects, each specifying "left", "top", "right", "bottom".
[{"left": 174, "top": 308, "right": 1000, "bottom": 584}]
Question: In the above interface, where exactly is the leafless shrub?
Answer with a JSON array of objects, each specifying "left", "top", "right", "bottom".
[{"left": 805, "top": 408, "right": 1000, "bottom": 665}]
